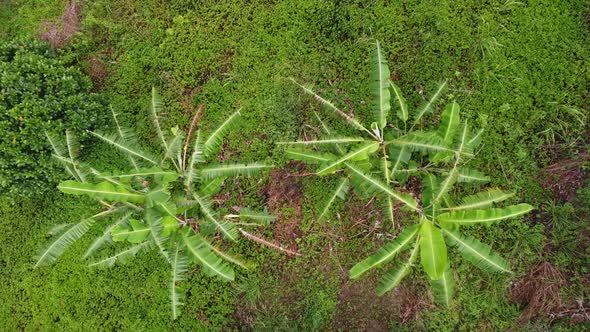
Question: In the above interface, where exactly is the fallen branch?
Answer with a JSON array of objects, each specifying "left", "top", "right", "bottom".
[{"left": 238, "top": 228, "right": 302, "bottom": 257}]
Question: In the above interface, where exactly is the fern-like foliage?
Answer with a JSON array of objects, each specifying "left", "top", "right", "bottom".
[
  {"left": 35, "top": 89, "right": 274, "bottom": 319},
  {"left": 287, "top": 41, "right": 533, "bottom": 305}
]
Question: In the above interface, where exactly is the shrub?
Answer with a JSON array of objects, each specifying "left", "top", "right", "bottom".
[
  {"left": 0, "top": 38, "right": 105, "bottom": 197},
  {"left": 35, "top": 89, "right": 274, "bottom": 319}
]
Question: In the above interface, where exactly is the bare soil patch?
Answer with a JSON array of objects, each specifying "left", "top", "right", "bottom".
[
  {"left": 84, "top": 55, "right": 107, "bottom": 89},
  {"left": 263, "top": 161, "right": 305, "bottom": 253},
  {"left": 38, "top": 1, "right": 83, "bottom": 49},
  {"left": 537, "top": 153, "right": 589, "bottom": 203},
  {"left": 510, "top": 261, "right": 589, "bottom": 324}
]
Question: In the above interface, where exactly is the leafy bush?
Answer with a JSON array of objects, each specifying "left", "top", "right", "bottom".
[
  {"left": 0, "top": 38, "right": 105, "bottom": 197},
  {"left": 286, "top": 41, "right": 533, "bottom": 303},
  {"left": 35, "top": 88, "right": 273, "bottom": 319}
]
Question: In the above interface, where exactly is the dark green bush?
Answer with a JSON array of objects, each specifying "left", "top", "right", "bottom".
[{"left": 0, "top": 39, "right": 105, "bottom": 197}]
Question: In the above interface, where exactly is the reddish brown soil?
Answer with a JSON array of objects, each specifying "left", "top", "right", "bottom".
[
  {"left": 511, "top": 261, "right": 567, "bottom": 323},
  {"left": 39, "top": 1, "right": 83, "bottom": 49},
  {"left": 537, "top": 153, "right": 589, "bottom": 203},
  {"left": 85, "top": 55, "right": 107, "bottom": 89},
  {"left": 264, "top": 161, "right": 305, "bottom": 253}
]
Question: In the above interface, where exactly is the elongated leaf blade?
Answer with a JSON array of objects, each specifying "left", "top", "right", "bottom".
[
  {"left": 349, "top": 225, "right": 419, "bottom": 279},
  {"left": 146, "top": 214, "right": 170, "bottom": 263},
  {"left": 110, "top": 106, "right": 140, "bottom": 170},
  {"left": 393, "top": 132, "right": 454, "bottom": 154},
  {"left": 434, "top": 169, "right": 459, "bottom": 205},
  {"left": 111, "top": 219, "right": 150, "bottom": 243},
  {"left": 442, "top": 229, "right": 511, "bottom": 273},
  {"left": 420, "top": 220, "right": 447, "bottom": 280},
  {"left": 58, "top": 180, "right": 145, "bottom": 203},
  {"left": 97, "top": 169, "right": 178, "bottom": 183},
  {"left": 151, "top": 87, "right": 169, "bottom": 153},
  {"left": 145, "top": 185, "right": 171, "bottom": 208},
  {"left": 65, "top": 129, "right": 86, "bottom": 181},
  {"left": 88, "top": 241, "right": 150, "bottom": 268},
  {"left": 457, "top": 168, "right": 490, "bottom": 183},
  {"left": 437, "top": 102, "right": 460, "bottom": 145},
  {"left": 371, "top": 41, "right": 391, "bottom": 129},
  {"left": 281, "top": 137, "right": 365, "bottom": 145},
  {"left": 389, "top": 80, "right": 408, "bottom": 123},
  {"left": 290, "top": 78, "right": 368, "bottom": 132},
  {"left": 345, "top": 163, "right": 418, "bottom": 211},
  {"left": 192, "top": 193, "right": 238, "bottom": 241},
  {"left": 90, "top": 131, "right": 158, "bottom": 165},
  {"left": 182, "top": 233, "right": 235, "bottom": 281},
  {"left": 313, "top": 112, "right": 345, "bottom": 154},
  {"left": 199, "top": 238, "right": 251, "bottom": 269},
  {"left": 199, "top": 177, "right": 225, "bottom": 197},
  {"left": 376, "top": 240, "right": 419, "bottom": 295},
  {"left": 317, "top": 142, "right": 379, "bottom": 175},
  {"left": 413, "top": 81, "right": 447, "bottom": 126},
  {"left": 286, "top": 148, "right": 337, "bottom": 164},
  {"left": 200, "top": 162, "right": 271, "bottom": 180},
  {"left": 444, "top": 189, "right": 514, "bottom": 211},
  {"left": 318, "top": 178, "right": 349, "bottom": 221},
  {"left": 164, "top": 130, "right": 185, "bottom": 165},
  {"left": 203, "top": 110, "right": 241, "bottom": 157},
  {"left": 170, "top": 243, "right": 188, "bottom": 319},
  {"left": 430, "top": 264, "right": 455, "bottom": 306},
  {"left": 422, "top": 173, "right": 440, "bottom": 209},
  {"left": 238, "top": 208, "right": 276, "bottom": 226},
  {"left": 46, "top": 132, "right": 78, "bottom": 179},
  {"left": 83, "top": 212, "right": 133, "bottom": 259},
  {"left": 389, "top": 145, "right": 411, "bottom": 181},
  {"left": 452, "top": 120, "right": 471, "bottom": 157},
  {"left": 438, "top": 204, "right": 533, "bottom": 225},
  {"left": 35, "top": 218, "right": 95, "bottom": 267},
  {"left": 466, "top": 128, "right": 484, "bottom": 150},
  {"left": 185, "top": 130, "right": 204, "bottom": 191}
]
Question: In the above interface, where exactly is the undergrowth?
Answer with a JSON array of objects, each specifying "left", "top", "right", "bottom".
[{"left": 0, "top": 0, "right": 588, "bottom": 330}]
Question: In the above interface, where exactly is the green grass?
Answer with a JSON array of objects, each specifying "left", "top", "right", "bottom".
[{"left": 1, "top": 0, "right": 589, "bottom": 330}]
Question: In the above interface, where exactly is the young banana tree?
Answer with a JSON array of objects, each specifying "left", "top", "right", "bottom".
[
  {"left": 284, "top": 40, "right": 448, "bottom": 229},
  {"left": 287, "top": 40, "right": 533, "bottom": 303},
  {"left": 35, "top": 88, "right": 274, "bottom": 319},
  {"left": 348, "top": 116, "right": 533, "bottom": 303}
]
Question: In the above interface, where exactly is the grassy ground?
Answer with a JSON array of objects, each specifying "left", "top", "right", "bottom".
[{"left": 1, "top": 0, "right": 589, "bottom": 330}]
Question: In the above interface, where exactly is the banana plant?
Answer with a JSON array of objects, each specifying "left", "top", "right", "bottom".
[
  {"left": 284, "top": 41, "right": 450, "bottom": 229},
  {"left": 287, "top": 41, "right": 533, "bottom": 304},
  {"left": 347, "top": 112, "right": 533, "bottom": 303},
  {"left": 35, "top": 88, "right": 274, "bottom": 319}
]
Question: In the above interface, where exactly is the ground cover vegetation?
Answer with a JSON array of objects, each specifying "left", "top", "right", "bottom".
[{"left": 0, "top": 0, "right": 589, "bottom": 330}]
